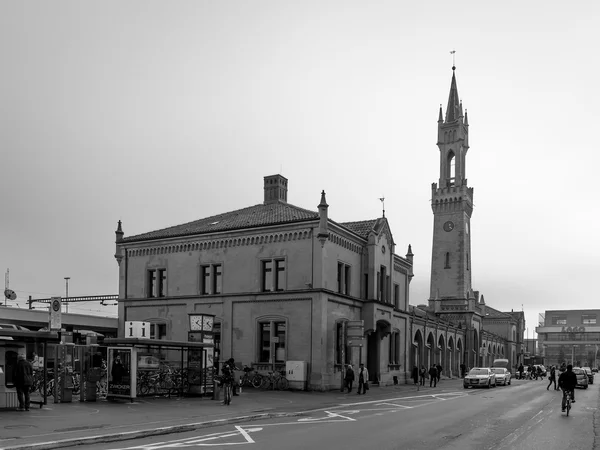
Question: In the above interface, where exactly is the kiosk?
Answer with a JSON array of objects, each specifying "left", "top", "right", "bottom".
[
  {"left": 103, "top": 338, "right": 213, "bottom": 402},
  {"left": 0, "top": 329, "right": 60, "bottom": 409}
]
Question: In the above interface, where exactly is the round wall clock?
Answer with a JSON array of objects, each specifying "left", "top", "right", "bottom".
[
  {"left": 381, "top": 245, "right": 386, "bottom": 254},
  {"left": 443, "top": 221, "right": 455, "bottom": 232}
]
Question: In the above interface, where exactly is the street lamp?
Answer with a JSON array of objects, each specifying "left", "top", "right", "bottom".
[{"left": 64, "top": 277, "right": 70, "bottom": 313}]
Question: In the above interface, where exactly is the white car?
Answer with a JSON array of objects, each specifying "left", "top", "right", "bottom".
[
  {"left": 491, "top": 367, "right": 511, "bottom": 385},
  {"left": 464, "top": 367, "right": 497, "bottom": 389}
]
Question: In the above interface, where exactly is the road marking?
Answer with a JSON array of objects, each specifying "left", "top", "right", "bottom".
[
  {"left": 376, "top": 402, "right": 412, "bottom": 409},
  {"left": 235, "top": 426, "right": 255, "bottom": 444}
]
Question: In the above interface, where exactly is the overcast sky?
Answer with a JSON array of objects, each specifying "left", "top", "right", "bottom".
[{"left": 1, "top": 1, "right": 598, "bottom": 333}]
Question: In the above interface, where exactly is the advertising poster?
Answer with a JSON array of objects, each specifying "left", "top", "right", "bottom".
[{"left": 107, "top": 348, "right": 133, "bottom": 398}]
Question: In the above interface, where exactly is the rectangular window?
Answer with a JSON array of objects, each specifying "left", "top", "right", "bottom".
[
  {"left": 275, "top": 259, "right": 285, "bottom": 291},
  {"left": 258, "top": 320, "right": 286, "bottom": 363},
  {"left": 148, "top": 270, "right": 157, "bottom": 298},
  {"left": 150, "top": 323, "right": 167, "bottom": 340},
  {"left": 337, "top": 262, "right": 351, "bottom": 295},
  {"left": 262, "top": 260, "right": 273, "bottom": 292},
  {"left": 158, "top": 269, "right": 167, "bottom": 297},
  {"left": 377, "top": 272, "right": 381, "bottom": 300},
  {"left": 364, "top": 274, "right": 368, "bottom": 299},
  {"left": 344, "top": 265, "right": 351, "bottom": 295},
  {"left": 386, "top": 275, "right": 390, "bottom": 303},
  {"left": 261, "top": 259, "right": 285, "bottom": 292},
  {"left": 379, "top": 266, "right": 387, "bottom": 302},
  {"left": 201, "top": 266, "right": 210, "bottom": 295},
  {"left": 552, "top": 316, "right": 567, "bottom": 325},
  {"left": 212, "top": 264, "right": 222, "bottom": 294},
  {"left": 394, "top": 284, "right": 399, "bottom": 308},
  {"left": 388, "top": 331, "right": 400, "bottom": 365},
  {"left": 148, "top": 269, "right": 166, "bottom": 298},
  {"left": 582, "top": 315, "right": 596, "bottom": 325}
]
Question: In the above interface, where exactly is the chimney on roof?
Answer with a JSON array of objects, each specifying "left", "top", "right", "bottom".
[{"left": 264, "top": 174, "right": 288, "bottom": 204}]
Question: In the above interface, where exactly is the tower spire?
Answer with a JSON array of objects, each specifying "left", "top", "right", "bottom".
[{"left": 445, "top": 66, "right": 461, "bottom": 123}]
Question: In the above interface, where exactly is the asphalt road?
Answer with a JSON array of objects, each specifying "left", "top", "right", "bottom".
[{"left": 86, "top": 378, "right": 599, "bottom": 450}]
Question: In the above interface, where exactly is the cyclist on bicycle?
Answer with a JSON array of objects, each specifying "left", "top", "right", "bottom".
[{"left": 558, "top": 364, "right": 577, "bottom": 412}]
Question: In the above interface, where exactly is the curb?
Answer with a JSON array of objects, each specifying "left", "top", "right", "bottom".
[{"left": 1, "top": 411, "right": 306, "bottom": 450}]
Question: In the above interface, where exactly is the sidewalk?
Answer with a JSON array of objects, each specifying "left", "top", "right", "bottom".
[{"left": 0, "top": 379, "right": 463, "bottom": 450}]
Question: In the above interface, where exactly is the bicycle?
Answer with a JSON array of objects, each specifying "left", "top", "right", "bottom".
[
  {"left": 563, "top": 389, "right": 573, "bottom": 416},
  {"left": 240, "top": 365, "right": 263, "bottom": 389},
  {"left": 260, "top": 370, "right": 289, "bottom": 390},
  {"left": 214, "top": 374, "right": 234, "bottom": 405}
]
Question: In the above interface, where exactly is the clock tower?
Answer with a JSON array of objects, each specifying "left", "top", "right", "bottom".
[{"left": 429, "top": 66, "right": 474, "bottom": 308}]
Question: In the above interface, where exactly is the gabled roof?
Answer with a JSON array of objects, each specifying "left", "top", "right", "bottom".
[
  {"left": 339, "top": 219, "right": 378, "bottom": 238},
  {"left": 123, "top": 202, "right": 319, "bottom": 243},
  {"left": 485, "top": 305, "right": 513, "bottom": 319}
]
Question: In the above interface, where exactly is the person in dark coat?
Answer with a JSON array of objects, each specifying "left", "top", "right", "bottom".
[
  {"left": 460, "top": 363, "right": 466, "bottom": 378},
  {"left": 344, "top": 365, "right": 355, "bottom": 393},
  {"left": 111, "top": 355, "right": 127, "bottom": 383},
  {"left": 357, "top": 363, "right": 369, "bottom": 395},
  {"left": 412, "top": 365, "right": 420, "bottom": 391},
  {"left": 429, "top": 365, "right": 438, "bottom": 387},
  {"left": 13, "top": 354, "right": 33, "bottom": 411},
  {"left": 419, "top": 365, "right": 426, "bottom": 386},
  {"left": 558, "top": 364, "right": 577, "bottom": 411},
  {"left": 518, "top": 364, "right": 524, "bottom": 380},
  {"left": 547, "top": 366, "right": 557, "bottom": 390},
  {"left": 436, "top": 364, "right": 442, "bottom": 382}
]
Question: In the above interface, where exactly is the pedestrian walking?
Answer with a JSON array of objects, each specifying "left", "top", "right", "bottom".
[
  {"left": 518, "top": 364, "right": 524, "bottom": 380},
  {"left": 357, "top": 363, "right": 369, "bottom": 395},
  {"left": 429, "top": 364, "right": 438, "bottom": 387},
  {"left": 412, "top": 365, "right": 420, "bottom": 391},
  {"left": 460, "top": 363, "right": 466, "bottom": 378},
  {"left": 12, "top": 353, "right": 33, "bottom": 411},
  {"left": 436, "top": 364, "right": 442, "bottom": 382},
  {"left": 547, "top": 365, "right": 558, "bottom": 390},
  {"left": 344, "top": 365, "right": 355, "bottom": 393},
  {"left": 419, "top": 365, "right": 426, "bottom": 386}
]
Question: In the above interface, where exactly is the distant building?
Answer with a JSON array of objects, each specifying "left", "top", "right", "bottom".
[{"left": 536, "top": 309, "right": 600, "bottom": 368}]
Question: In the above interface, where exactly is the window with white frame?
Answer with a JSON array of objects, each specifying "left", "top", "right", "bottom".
[
  {"left": 393, "top": 284, "right": 400, "bottom": 308},
  {"left": 262, "top": 259, "right": 286, "bottom": 292},
  {"left": 147, "top": 269, "right": 167, "bottom": 298},
  {"left": 150, "top": 322, "right": 167, "bottom": 340},
  {"left": 258, "top": 319, "right": 286, "bottom": 363},
  {"left": 337, "top": 262, "right": 351, "bottom": 295},
  {"left": 200, "top": 264, "right": 222, "bottom": 295}
]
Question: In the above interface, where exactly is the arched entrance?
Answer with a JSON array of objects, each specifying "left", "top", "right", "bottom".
[
  {"left": 448, "top": 336, "right": 454, "bottom": 377},
  {"left": 426, "top": 332, "right": 436, "bottom": 369},
  {"left": 438, "top": 334, "right": 446, "bottom": 376},
  {"left": 366, "top": 320, "right": 391, "bottom": 384},
  {"left": 413, "top": 330, "right": 424, "bottom": 369}
]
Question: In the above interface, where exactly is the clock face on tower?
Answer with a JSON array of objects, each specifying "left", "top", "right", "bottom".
[
  {"left": 203, "top": 316, "right": 214, "bottom": 332},
  {"left": 443, "top": 221, "right": 455, "bottom": 232}
]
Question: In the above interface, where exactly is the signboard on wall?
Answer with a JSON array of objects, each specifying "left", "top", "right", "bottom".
[{"left": 124, "top": 321, "right": 150, "bottom": 339}]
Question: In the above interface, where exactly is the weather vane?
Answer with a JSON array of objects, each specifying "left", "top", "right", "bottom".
[
  {"left": 379, "top": 196, "right": 385, "bottom": 218},
  {"left": 450, "top": 49, "right": 456, "bottom": 69}
]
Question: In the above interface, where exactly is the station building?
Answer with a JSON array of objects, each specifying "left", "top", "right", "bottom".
[{"left": 112, "top": 67, "right": 525, "bottom": 390}]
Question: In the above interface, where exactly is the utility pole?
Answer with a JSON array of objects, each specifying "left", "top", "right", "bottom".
[{"left": 64, "top": 277, "right": 70, "bottom": 313}]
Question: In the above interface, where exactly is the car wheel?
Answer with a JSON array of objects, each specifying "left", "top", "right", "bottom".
[
  {"left": 585, "top": 385, "right": 588, "bottom": 389},
  {"left": 464, "top": 385, "right": 468, "bottom": 389},
  {"left": 508, "top": 379, "right": 511, "bottom": 385}
]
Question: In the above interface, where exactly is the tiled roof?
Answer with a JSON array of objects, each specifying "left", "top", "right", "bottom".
[
  {"left": 340, "top": 219, "right": 378, "bottom": 238},
  {"left": 123, "top": 202, "right": 319, "bottom": 243},
  {"left": 485, "top": 306, "right": 512, "bottom": 319}
]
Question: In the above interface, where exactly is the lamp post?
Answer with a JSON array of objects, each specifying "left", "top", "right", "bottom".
[{"left": 64, "top": 277, "right": 70, "bottom": 313}]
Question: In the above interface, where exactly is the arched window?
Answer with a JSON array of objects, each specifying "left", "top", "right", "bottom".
[{"left": 447, "top": 151, "right": 456, "bottom": 186}]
